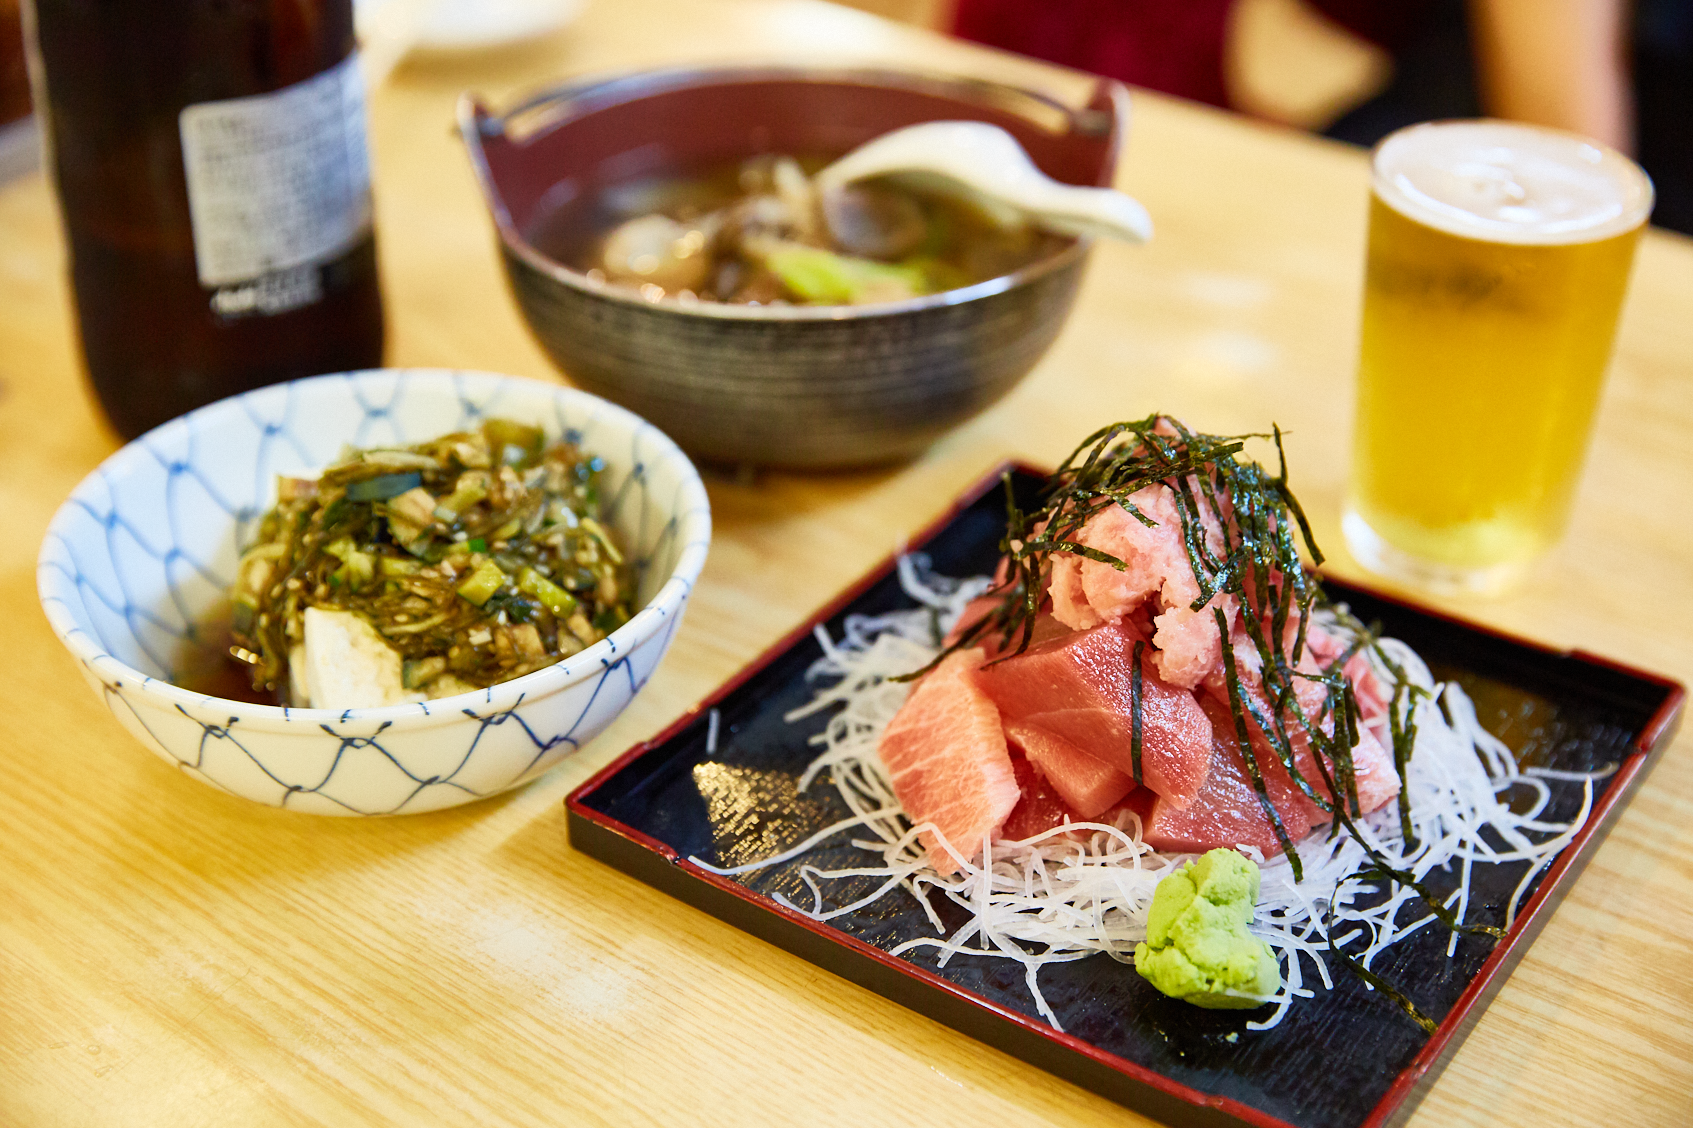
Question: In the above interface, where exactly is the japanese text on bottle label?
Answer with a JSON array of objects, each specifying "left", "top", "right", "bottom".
[{"left": 179, "top": 55, "right": 372, "bottom": 299}]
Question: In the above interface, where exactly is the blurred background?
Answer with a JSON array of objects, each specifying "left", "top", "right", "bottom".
[
  {"left": 846, "top": 0, "right": 1691, "bottom": 234},
  {"left": 0, "top": 0, "right": 30, "bottom": 182},
  {"left": 1, "top": 0, "right": 1686, "bottom": 233}
]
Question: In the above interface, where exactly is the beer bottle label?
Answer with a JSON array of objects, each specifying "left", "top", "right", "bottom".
[{"left": 178, "top": 55, "right": 372, "bottom": 318}]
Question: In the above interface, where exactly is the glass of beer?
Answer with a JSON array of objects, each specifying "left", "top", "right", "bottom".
[{"left": 1344, "top": 121, "right": 1653, "bottom": 595}]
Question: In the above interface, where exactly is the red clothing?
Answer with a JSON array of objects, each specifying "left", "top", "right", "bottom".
[{"left": 952, "top": 0, "right": 1238, "bottom": 107}]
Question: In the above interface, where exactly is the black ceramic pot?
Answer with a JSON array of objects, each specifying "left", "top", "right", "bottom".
[{"left": 460, "top": 66, "right": 1126, "bottom": 469}]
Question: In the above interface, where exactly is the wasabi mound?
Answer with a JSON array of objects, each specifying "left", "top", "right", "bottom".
[{"left": 1134, "top": 849, "right": 1281, "bottom": 1009}]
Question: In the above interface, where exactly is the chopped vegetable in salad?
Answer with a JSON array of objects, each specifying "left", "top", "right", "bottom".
[{"left": 229, "top": 420, "right": 633, "bottom": 708}]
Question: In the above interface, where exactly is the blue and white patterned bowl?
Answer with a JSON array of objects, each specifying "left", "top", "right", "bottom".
[{"left": 36, "top": 369, "right": 712, "bottom": 815}]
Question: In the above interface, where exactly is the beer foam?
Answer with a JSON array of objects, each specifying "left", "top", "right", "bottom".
[{"left": 1373, "top": 121, "right": 1653, "bottom": 244}]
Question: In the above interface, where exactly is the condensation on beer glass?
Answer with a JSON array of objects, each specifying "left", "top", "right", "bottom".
[{"left": 1345, "top": 121, "right": 1653, "bottom": 596}]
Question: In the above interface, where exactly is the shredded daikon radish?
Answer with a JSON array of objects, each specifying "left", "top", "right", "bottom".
[{"left": 696, "top": 555, "right": 1593, "bottom": 1033}]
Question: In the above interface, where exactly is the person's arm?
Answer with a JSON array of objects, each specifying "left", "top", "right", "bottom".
[{"left": 1470, "top": 0, "right": 1634, "bottom": 152}]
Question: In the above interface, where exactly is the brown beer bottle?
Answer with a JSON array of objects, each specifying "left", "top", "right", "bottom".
[{"left": 25, "top": 0, "right": 385, "bottom": 439}]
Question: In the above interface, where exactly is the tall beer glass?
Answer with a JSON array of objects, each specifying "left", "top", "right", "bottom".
[{"left": 1344, "top": 121, "right": 1653, "bottom": 594}]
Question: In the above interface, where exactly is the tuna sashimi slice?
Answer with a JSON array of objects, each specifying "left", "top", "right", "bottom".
[
  {"left": 1203, "top": 622, "right": 1402, "bottom": 824},
  {"left": 1005, "top": 720, "right": 1135, "bottom": 818},
  {"left": 1142, "top": 696, "right": 1318, "bottom": 855},
  {"left": 944, "top": 596, "right": 1073, "bottom": 659},
  {"left": 1300, "top": 617, "right": 1391, "bottom": 729},
  {"left": 944, "top": 595, "right": 1002, "bottom": 649},
  {"left": 1144, "top": 692, "right": 1402, "bottom": 856},
  {"left": 972, "top": 617, "right": 1214, "bottom": 808},
  {"left": 877, "top": 648, "right": 1020, "bottom": 875},
  {"left": 1331, "top": 727, "right": 1400, "bottom": 817},
  {"left": 1001, "top": 757, "right": 1078, "bottom": 842}
]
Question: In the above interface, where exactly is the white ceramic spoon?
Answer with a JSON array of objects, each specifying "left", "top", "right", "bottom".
[{"left": 814, "top": 120, "right": 1153, "bottom": 244}]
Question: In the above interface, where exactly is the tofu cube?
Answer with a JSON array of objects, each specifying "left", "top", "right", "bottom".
[{"left": 296, "top": 607, "right": 424, "bottom": 710}]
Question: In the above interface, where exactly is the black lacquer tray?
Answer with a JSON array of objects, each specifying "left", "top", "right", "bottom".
[{"left": 566, "top": 464, "right": 1684, "bottom": 1128}]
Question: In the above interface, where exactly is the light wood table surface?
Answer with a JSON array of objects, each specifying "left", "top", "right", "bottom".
[{"left": 4, "top": 1, "right": 1691, "bottom": 1125}]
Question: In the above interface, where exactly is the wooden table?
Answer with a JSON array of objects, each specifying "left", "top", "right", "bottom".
[{"left": 4, "top": 1, "right": 1691, "bottom": 1124}]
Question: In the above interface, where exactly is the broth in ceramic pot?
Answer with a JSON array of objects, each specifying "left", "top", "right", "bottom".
[{"left": 528, "top": 153, "right": 1071, "bottom": 306}]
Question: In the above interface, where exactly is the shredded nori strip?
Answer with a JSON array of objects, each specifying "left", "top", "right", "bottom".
[
  {"left": 1216, "top": 606, "right": 1301, "bottom": 865},
  {"left": 903, "top": 415, "right": 1505, "bottom": 1030},
  {"left": 1373, "top": 640, "right": 1430, "bottom": 846},
  {"left": 1129, "top": 639, "right": 1146, "bottom": 785},
  {"left": 1326, "top": 885, "right": 1438, "bottom": 1035}
]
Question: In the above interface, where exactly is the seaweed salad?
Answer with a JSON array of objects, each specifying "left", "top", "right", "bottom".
[{"left": 227, "top": 419, "right": 633, "bottom": 709}]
